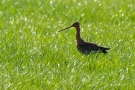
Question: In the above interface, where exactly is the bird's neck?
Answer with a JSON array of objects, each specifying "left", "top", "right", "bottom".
[{"left": 75, "top": 26, "right": 84, "bottom": 44}]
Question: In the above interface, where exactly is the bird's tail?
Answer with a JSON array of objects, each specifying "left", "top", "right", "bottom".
[{"left": 100, "top": 47, "right": 110, "bottom": 53}]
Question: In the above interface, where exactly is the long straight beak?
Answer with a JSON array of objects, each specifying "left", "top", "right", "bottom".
[{"left": 58, "top": 25, "right": 72, "bottom": 32}]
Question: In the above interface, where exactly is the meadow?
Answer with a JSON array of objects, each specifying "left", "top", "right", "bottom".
[{"left": 0, "top": 0, "right": 135, "bottom": 89}]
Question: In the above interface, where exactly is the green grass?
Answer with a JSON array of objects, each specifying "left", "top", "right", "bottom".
[{"left": 0, "top": 0, "right": 135, "bottom": 89}]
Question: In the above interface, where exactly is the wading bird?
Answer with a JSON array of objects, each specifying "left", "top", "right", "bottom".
[{"left": 58, "top": 22, "right": 110, "bottom": 55}]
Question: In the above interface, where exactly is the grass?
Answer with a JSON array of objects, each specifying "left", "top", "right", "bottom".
[{"left": 0, "top": 0, "right": 135, "bottom": 89}]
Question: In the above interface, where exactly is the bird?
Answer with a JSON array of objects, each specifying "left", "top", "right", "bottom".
[{"left": 58, "top": 22, "right": 110, "bottom": 55}]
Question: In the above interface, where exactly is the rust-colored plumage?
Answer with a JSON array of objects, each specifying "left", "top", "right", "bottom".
[{"left": 58, "top": 22, "right": 110, "bottom": 55}]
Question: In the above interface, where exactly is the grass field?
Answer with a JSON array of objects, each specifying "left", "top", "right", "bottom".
[{"left": 0, "top": 0, "right": 135, "bottom": 89}]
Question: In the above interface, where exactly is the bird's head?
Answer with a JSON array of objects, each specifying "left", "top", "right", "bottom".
[
  {"left": 70, "top": 22, "right": 79, "bottom": 27},
  {"left": 58, "top": 22, "right": 79, "bottom": 32}
]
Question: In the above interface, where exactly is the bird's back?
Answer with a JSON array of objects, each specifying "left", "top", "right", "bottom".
[{"left": 77, "top": 41, "right": 110, "bottom": 54}]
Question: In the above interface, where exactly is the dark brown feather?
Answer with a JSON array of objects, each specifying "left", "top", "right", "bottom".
[{"left": 77, "top": 42, "right": 110, "bottom": 54}]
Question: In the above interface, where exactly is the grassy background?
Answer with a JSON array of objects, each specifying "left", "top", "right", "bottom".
[{"left": 0, "top": 0, "right": 135, "bottom": 89}]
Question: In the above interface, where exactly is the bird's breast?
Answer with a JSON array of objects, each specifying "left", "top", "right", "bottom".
[{"left": 77, "top": 44, "right": 91, "bottom": 55}]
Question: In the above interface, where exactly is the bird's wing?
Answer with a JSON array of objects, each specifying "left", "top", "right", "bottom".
[{"left": 77, "top": 42, "right": 109, "bottom": 52}]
